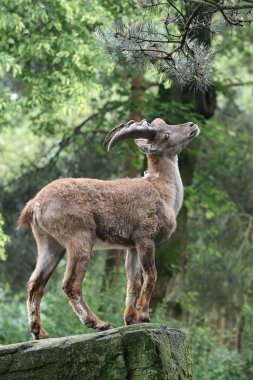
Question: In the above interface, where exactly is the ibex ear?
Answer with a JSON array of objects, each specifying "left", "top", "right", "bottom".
[
  {"left": 134, "top": 139, "right": 162, "bottom": 154},
  {"left": 134, "top": 138, "right": 150, "bottom": 153},
  {"left": 134, "top": 138, "right": 149, "bottom": 147}
]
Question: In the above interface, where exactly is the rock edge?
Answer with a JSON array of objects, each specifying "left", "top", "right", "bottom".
[{"left": 0, "top": 323, "right": 193, "bottom": 380}]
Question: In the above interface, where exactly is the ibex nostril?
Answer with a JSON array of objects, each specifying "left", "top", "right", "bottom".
[{"left": 189, "top": 122, "right": 195, "bottom": 127}]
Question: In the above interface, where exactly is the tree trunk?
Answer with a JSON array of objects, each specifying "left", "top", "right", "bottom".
[
  {"left": 151, "top": 7, "right": 217, "bottom": 312},
  {"left": 103, "top": 74, "right": 146, "bottom": 280}
]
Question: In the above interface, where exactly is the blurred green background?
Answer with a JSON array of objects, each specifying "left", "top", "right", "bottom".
[{"left": 0, "top": 1, "right": 253, "bottom": 379}]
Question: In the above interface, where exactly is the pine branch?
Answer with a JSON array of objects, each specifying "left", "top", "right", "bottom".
[
  {"left": 94, "top": 1, "right": 253, "bottom": 91},
  {"left": 186, "top": 0, "right": 253, "bottom": 10}
]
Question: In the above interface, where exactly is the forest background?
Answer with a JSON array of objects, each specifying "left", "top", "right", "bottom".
[{"left": 0, "top": 1, "right": 253, "bottom": 379}]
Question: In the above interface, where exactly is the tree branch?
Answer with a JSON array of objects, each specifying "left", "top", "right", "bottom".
[
  {"left": 186, "top": 0, "right": 253, "bottom": 11},
  {"left": 224, "top": 81, "right": 253, "bottom": 88},
  {"left": 167, "top": 1, "right": 186, "bottom": 22},
  {"left": 95, "top": 0, "right": 253, "bottom": 90},
  {"left": 0, "top": 102, "right": 121, "bottom": 191}
]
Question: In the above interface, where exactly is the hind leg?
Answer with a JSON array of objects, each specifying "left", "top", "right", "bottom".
[
  {"left": 135, "top": 239, "right": 157, "bottom": 323},
  {"left": 62, "top": 230, "right": 112, "bottom": 332},
  {"left": 27, "top": 226, "right": 65, "bottom": 340},
  {"left": 124, "top": 248, "right": 142, "bottom": 325}
]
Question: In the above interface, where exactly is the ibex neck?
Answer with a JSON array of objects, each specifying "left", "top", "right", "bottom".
[
  {"left": 145, "top": 154, "right": 183, "bottom": 214},
  {"left": 146, "top": 154, "right": 178, "bottom": 179}
]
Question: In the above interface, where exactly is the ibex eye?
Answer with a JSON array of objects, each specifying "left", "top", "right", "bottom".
[{"left": 164, "top": 133, "right": 170, "bottom": 140}]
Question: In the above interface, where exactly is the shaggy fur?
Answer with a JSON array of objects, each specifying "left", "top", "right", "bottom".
[{"left": 18, "top": 118, "right": 199, "bottom": 339}]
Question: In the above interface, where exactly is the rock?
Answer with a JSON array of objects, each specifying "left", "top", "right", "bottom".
[{"left": 0, "top": 324, "right": 192, "bottom": 380}]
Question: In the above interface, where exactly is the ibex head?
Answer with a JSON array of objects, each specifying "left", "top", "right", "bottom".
[{"left": 104, "top": 118, "right": 199, "bottom": 156}]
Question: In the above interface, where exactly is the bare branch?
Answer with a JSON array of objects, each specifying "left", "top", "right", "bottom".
[
  {"left": 224, "top": 81, "right": 253, "bottom": 88},
  {"left": 187, "top": 0, "right": 253, "bottom": 11},
  {"left": 181, "top": 5, "right": 202, "bottom": 47},
  {"left": 0, "top": 102, "right": 121, "bottom": 191},
  {"left": 167, "top": 1, "right": 186, "bottom": 22}
]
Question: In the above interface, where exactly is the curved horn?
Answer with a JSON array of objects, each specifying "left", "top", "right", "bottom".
[
  {"left": 103, "top": 120, "right": 135, "bottom": 147},
  {"left": 106, "top": 119, "right": 156, "bottom": 152}
]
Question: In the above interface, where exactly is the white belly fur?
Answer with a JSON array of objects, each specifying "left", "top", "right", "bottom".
[{"left": 93, "top": 238, "right": 127, "bottom": 251}]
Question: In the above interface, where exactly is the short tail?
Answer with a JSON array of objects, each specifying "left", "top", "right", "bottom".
[{"left": 17, "top": 201, "right": 34, "bottom": 230}]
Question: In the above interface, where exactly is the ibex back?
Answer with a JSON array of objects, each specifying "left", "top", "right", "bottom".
[{"left": 18, "top": 118, "right": 199, "bottom": 339}]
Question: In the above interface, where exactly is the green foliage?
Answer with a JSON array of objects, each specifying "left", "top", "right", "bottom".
[
  {"left": 189, "top": 321, "right": 245, "bottom": 380},
  {"left": 0, "top": 123, "right": 55, "bottom": 184},
  {"left": 0, "top": 214, "right": 9, "bottom": 261},
  {"left": 0, "top": 0, "right": 111, "bottom": 133},
  {"left": 186, "top": 303, "right": 253, "bottom": 379},
  {"left": 184, "top": 107, "right": 253, "bottom": 314},
  {"left": 0, "top": 285, "right": 30, "bottom": 344},
  {"left": 241, "top": 304, "right": 253, "bottom": 378},
  {"left": 0, "top": 254, "right": 126, "bottom": 345},
  {"left": 152, "top": 298, "right": 253, "bottom": 379}
]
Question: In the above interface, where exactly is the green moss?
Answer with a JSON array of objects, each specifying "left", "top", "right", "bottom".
[{"left": 0, "top": 324, "right": 192, "bottom": 380}]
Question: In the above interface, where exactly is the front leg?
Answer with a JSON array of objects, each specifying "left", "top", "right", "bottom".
[
  {"left": 124, "top": 248, "right": 142, "bottom": 325},
  {"left": 135, "top": 239, "right": 157, "bottom": 323}
]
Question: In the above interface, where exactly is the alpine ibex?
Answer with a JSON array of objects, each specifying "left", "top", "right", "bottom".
[{"left": 18, "top": 118, "right": 199, "bottom": 340}]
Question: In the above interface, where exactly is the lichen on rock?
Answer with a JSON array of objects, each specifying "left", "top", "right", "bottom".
[{"left": 0, "top": 324, "right": 192, "bottom": 380}]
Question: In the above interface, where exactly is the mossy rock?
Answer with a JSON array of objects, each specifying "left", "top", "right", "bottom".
[{"left": 0, "top": 324, "right": 193, "bottom": 380}]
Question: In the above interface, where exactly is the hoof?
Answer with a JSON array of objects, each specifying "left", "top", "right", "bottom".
[
  {"left": 32, "top": 327, "right": 49, "bottom": 340},
  {"left": 136, "top": 311, "right": 150, "bottom": 324},
  {"left": 86, "top": 320, "right": 113, "bottom": 331},
  {"left": 124, "top": 314, "right": 137, "bottom": 326},
  {"left": 95, "top": 323, "right": 113, "bottom": 332},
  {"left": 124, "top": 304, "right": 138, "bottom": 325},
  {"left": 137, "top": 317, "right": 150, "bottom": 323}
]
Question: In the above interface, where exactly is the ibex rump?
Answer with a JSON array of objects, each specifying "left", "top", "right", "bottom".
[{"left": 18, "top": 118, "right": 199, "bottom": 339}]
